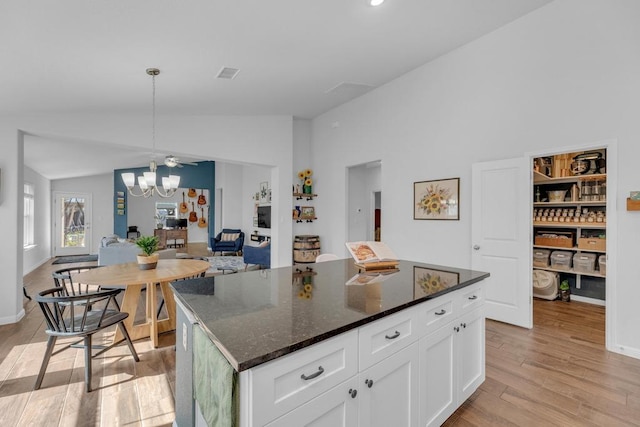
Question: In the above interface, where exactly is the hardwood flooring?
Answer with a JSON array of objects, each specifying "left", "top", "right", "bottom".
[{"left": 6, "top": 249, "right": 640, "bottom": 426}]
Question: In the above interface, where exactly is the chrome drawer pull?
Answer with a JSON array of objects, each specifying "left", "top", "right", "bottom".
[
  {"left": 385, "top": 330, "right": 401, "bottom": 340},
  {"left": 348, "top": 388, "right": 358, "bottom": 398},
  {"left": 301, "top": 366, "right": 325, "bottom": 381},
  {"left": 468, "top": 295, "right": 478, "bottom": 300},
  {"left": 435, "top": 309, "right": 446, "bottom": 316}
]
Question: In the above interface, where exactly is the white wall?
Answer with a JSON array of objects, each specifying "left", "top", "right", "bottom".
[
  {"left": 51, "top": 173, "right": 114, "bottom": 254},
  {"left": 215, "top": 162, "right": 244, "bottom": 234},
  {"left": 1, "top": 114, "right": 293, "bottom": 324},
  {"left": 312, "top": 0, "right": 640, "bottom": 357},
  {"left": 23, "top": 166, "right": 51, "bottom": 274}
]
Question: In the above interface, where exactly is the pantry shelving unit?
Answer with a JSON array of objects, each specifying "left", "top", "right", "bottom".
[{"left": 532, "top": 166, "right": 607, "bottom": 305}]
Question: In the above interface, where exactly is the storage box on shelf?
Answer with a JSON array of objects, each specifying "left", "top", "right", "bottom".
[
  {"left": 533, "top": 249, "right": 551, "bottom": 267},
  {"left": 534, "top": 231, "right": 574, "bottom": 248},
  {"left": 550, "top": 251, "right": 572, "bottom": 271},
  {"left": 598, "top": 255, "right": 607, "bottom": 275},
  {"left": 573, "top": 253, "right": 597, "bottom": 273},
  {"left": 577, "top": 237, "right": 606, "bottom": 251}
]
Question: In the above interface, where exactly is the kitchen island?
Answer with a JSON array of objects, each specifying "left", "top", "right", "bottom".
[{"left": 172, "top": 259, "right": 489, "bottom": 427}]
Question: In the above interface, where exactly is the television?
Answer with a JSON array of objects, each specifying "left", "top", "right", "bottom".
[
  {"left": 257, "top": 206, "right": 271, "bottom": 229},
  {"left": 166, "top": 218, "right": 188, "bottom": 229}
]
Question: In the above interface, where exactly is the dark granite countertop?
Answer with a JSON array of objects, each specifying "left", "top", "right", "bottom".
[{"left": 171, "top": 259, "right": 489, "bottom": 372}]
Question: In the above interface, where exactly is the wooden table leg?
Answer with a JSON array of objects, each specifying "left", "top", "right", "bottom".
[
  {"left": 147, "top": 281, "right": 159, "bottom": 348},
  {"left": 157, "top": 281, "right": 177, "bottom": 335},
  {"left": 113, "top": 284, "right": 149, "bottom": 343}
]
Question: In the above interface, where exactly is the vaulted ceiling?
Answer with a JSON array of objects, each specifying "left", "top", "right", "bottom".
[{"left": 5, "top": 0, "right": 553, "bottom": 179}]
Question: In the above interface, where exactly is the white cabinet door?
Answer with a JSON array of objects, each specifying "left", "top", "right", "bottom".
[
  {"left": 419, "top": 323, "right": 456, "bottom": 427},
  {"left": 265, "top": 377, "right": 359, "bottom": 427},
  {"left": 457, "top": 308, "right": 485, "bottom": 404},
  {"left": 358, "top": 342, "right": 419, "bottom": 427}
]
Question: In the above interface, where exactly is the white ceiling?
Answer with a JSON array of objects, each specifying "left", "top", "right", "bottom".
[{"left": 7, "top": 0, "right": 553, "bottom": 179}]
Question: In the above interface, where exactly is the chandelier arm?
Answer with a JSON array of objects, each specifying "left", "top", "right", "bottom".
[{"left": 125, "top": 186, "right": 154, "bottom": 198}]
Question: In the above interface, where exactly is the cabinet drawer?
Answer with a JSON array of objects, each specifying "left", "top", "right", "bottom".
[
  {"left": 458, "top": 283, "right": 484, "bottom": 312},
  {"left": 250, "top": 330, "right": 358, "bottom": 425},
  {"left": 358, "top": 307, "right": 419, "bottom": 370},
  {"left": 418, "top": 294, "right": 456, "bottom": 337}
]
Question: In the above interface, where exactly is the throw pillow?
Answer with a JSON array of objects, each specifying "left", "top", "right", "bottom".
[{"left": 221, "top": 233, "right": 240, "bottom": 242}]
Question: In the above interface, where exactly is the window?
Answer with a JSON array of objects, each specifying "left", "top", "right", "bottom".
[{"left": 24, "top": 183, "right": 34, "bottom": 247}]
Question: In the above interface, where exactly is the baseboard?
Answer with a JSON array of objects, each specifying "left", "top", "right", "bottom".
[
  {"left": 608, "top": 343, "right": 640, "bottom": 361},
  {"left": 0, "top": 308, "right": 25, "bottom": 325},
  {"left": 23, "top": 256, "right": 52, "bottom": 275}
]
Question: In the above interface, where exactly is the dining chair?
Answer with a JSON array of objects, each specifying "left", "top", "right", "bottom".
[{"left": 34, "top": 287, "right": 140, "bottom": 392}]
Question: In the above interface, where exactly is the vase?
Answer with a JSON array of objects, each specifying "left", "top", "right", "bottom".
[
  {"left": 560, "top": 289, "right": 570, "bottom": 302},
  {"left": 137, "top": 253, "right": 160, "bottom": 270},
  {"left": 303, "top": 185, "right": 312, "bottom": 194}
]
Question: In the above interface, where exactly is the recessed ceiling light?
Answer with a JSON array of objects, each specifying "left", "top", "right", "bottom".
[{"left": 368, "top": 0, "right": 385, "bottom": 6}]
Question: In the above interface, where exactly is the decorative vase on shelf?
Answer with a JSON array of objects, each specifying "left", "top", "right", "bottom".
[{"left": 303, "top": 185, "right": 312, "bottom": 194}]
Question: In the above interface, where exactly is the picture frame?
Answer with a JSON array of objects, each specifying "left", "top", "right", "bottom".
[
  {"left": 300, "top": 206, "right": 315, "bottom": 219},
  {"left": 414, "top": 177, "right": 460, "bottom": 220},
  {"left": 259, "top": 182, "right": 269, "bottom": 202},
  {"left": 413, "top": 266, "right": 459, "bottom": 298},
  {"left": 117, "top": 209, "right": 125, "bottom": 216}
]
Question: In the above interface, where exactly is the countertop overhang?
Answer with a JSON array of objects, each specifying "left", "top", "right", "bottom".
[{"left": 172, "top": 259, "right": 489, "bottom": 372}]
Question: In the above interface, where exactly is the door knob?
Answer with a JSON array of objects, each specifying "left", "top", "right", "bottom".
[{"left": 473, "top": 245, "right": 480, "bottom": 250}]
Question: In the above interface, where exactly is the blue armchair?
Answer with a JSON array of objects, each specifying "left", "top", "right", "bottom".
[
  {"left": 210, "top": 229, "right": 245, "bottom": 255},
  {"left": 243, "top": 242, "right": 271, "bottom": 270}
]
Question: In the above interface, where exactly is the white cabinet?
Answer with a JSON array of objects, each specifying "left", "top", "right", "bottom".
[
  {"left": 265, "top": 378, "right": 359, "bottom": 427},
  {"left": 358, "top": 342, "right": 419, "bottom": 427},
  {"left": 419, "top": 307, "right": 484, "bottom": 427},
  {"left": 239, "top": 282, "right": 485, "bottom": 427}
]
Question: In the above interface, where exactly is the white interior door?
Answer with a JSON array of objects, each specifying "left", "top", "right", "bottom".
[
  {"left": 472, "top": 158, "right": 531, "bottom": 328},
  {"left": 53, "top": 192, "right": 92, "bottom": 256}
]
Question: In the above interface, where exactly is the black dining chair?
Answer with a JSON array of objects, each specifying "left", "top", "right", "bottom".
[{"left": 34, "top": 287, "right": 140, "bottom": 392}]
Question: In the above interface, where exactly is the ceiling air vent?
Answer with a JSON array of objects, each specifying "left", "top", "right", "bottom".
[{"left": 216, "top": 67, "right": 240, "bottom": 80}]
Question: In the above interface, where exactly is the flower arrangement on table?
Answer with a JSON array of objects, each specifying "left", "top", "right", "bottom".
[
  {"left": 297, "top": 169, "right": 314, "bottom": 194},
  {"left": 417, "top": 183, "right": 453, "bottom": 216}
]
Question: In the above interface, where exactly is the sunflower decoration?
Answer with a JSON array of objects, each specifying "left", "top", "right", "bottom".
[
  {"left": 298, "top": 168, "right": 314, "bottom": 194},
  {"left": 417, "top": 184, "right": 452, "bottom": 216},
  {"left": 416, "top": 272, "right": 450, "bottom": 295}
]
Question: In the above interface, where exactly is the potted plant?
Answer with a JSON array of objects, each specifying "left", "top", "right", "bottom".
[
  {"left": 559, "top": 279, "right": 570, "bottom": 302},
  {"left": 135, "top": 235, "right": 160, "bottom": 270},
  {"left": 154, "top": 214, "right": 165, "bottom": 229}
]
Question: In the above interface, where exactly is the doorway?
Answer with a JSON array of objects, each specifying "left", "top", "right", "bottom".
[
  {"left": 347, "top": 161, "right": 381, "bottom": 243},
  {"left": 53, "top": 192, "right": 92, "bottom": 256}
]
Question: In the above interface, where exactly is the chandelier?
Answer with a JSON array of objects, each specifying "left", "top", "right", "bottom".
[{"left": 122, "top": 68, "right": 180, "bottom": 198}]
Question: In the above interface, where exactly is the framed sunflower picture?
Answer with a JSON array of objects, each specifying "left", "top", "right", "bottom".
[
  {"left": 414, "top": 177, "right": 460, "bottom": 220},
  {"left": 414, "top": 267, "right": 459, "bottom": 298}
]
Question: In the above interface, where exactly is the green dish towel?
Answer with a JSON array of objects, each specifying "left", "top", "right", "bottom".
[{"left": 193, "top": 326, "right": 238, "bottom": 427}]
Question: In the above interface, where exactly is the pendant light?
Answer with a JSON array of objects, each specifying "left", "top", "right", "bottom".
[{"left": 122, "top": 68, "right": 180, "bottom": 198}]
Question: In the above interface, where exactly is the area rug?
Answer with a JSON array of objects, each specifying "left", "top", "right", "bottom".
[
  {"left": 206, "top": 256, "right": 246, "bottom": 274},
  {"left": 52, "top": 254, "right": 98, "bottom": 265}
]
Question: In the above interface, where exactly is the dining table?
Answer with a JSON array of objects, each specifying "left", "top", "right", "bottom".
[{"left": 72, "top": 258, "right": 210, "bottom": 347}]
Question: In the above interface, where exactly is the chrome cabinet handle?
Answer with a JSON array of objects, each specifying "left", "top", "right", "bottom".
[
  {"left": 365, "top": 379, "right": 374, "bottom": 388},
  {"left": 461, "top": 323, "right": 466, "bottom": 328},
  {"left": 348, "top": 388, "right": 357, "bottom": 398},
  {"left": 468, "top": 295, "right": 478, "bottom": 300},
  {"left": 301, "top": 366, "right": 324, "bottom": 381},
  {"left": 385, "top": 330, "right": 400, "bottom": 340},
  {"left": 473, "top": 245, "right": 480, "bottom": 250},
  {"left": 454, "top": 326, "right": 460, "bottom": 332},
  {"left": 435, "top": 309, "right": 446, "bottom": 316}
]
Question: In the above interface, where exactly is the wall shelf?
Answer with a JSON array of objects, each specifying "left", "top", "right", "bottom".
[
  {"left": 533, "top": 222, "right": 606, "bottom": 229},
  {"left": 533, "top": 266, "right": 605, "bottom": 279},
  {"left": 293, "top": 192, "right": 317, "bottom": 201},
  {"left": 627, "top": 198, "right": 640, "bottom": 211}
]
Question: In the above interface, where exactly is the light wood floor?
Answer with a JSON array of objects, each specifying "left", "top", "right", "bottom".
[{"left": 7, "top": 248, "right": 640, "bottom": 426}]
